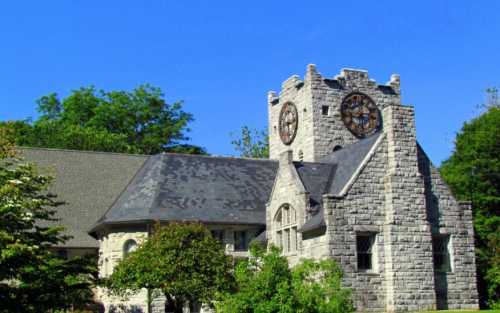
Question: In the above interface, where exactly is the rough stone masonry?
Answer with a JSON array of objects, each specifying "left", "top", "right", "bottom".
[{"left": 89, "top": 65, "right": 479, "bottom": 312}]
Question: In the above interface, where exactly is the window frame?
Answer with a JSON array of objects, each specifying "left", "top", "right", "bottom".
[
  {"left": 432, "top": 234, "right": 453, "bottom": 273},
  {"left": 233, "top": 230, "right": 248, "bottom": 251},
  {"left": 123, "top": 239, "right": 138, "bottom": 257},
  {"left": 211, "top": 229, "right": 225, "bottom": 244},
  {"left": 274, "top": 204, "right": 298, "bottom": 255},
  {"left": 356, "top": 232, "right": 377, "bottom": 272}
]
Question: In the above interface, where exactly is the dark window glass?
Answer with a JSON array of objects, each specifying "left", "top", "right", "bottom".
[
  {"left": 357, "top": 234, "right": 375, "bottom": 271},
  {"left": 322, "top": 105, "right": 329, "bottom": 115},
  {"left": 234, "top": 231, "right": 248, "bottom": 251},
  {"left": 433, "top": 235, "right": 451, "bottom": 272},
  {"left": 333, "top": 145, "right": 343, "bottom": 152},
  {"left": 123, "top": 239, "right": 137, "bottom": 257},
  {"left": 57, "top": 249, "right": 68, "bottom": 259},
  {"left": 211, "top": 230, "right": 225, "bottom": 243}
]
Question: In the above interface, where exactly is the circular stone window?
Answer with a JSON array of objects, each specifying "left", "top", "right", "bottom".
[
  {"left": 278, "top": 102, "right": 298, "bottom": 145},
  {"left": 340, "top": 92, "right": 381, "bottom": 138}
]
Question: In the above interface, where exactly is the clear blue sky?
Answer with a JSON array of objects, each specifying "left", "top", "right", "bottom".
[{"left": 1, "top": 1, "right": 498, "bottom": 164}]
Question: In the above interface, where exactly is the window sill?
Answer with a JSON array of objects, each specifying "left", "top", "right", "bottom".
[
  {"left": 435, "top": 270, "right": 453, "bottom": 274},
  {"left": 357, "top": 270, "right": 380, "bottom": 276}
]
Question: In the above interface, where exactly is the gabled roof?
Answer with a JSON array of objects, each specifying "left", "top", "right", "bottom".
[
  {"left": 294, "top": 162, "right": 335, "bottom": 210},
  {"left": 91, "top": 153, "right": 279, "bottom": 233},
  {"left": 296, "top": 132, "right": 383, "bottom": 233},
  {"left": 319, "top": 132, "right": 382, "bottom": 196},
  {"left": 21, "top": 148, "right": 148, "bottom": 248}
]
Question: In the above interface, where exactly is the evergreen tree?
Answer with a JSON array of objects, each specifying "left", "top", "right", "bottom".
[{"left": 0, "top": 128, "right": 97, "bottom": 313}]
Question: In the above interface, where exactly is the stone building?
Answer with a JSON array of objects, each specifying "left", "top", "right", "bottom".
[{"left": 24, "top": 65, "right": 479, "bottom": 312}]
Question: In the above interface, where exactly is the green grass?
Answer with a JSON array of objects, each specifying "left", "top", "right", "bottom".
[{"left": 423, "top": 310, "right": 500, "bottom": 313}]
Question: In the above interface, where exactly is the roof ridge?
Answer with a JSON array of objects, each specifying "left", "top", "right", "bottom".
[
  {"left": 89, "top": 155, "right": 152, "bottom": 234},
  {"left": 19, "top": 146, "right": 149, "bottom": 157},
  {"left": 160, "top": 152, "right": 278, "bottom": 163}
]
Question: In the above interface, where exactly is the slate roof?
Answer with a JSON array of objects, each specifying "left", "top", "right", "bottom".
[
  {"left": 91, "top": 153, "right": 279, "bottom": 233},
  {"left": 20, "top": 131, "right": 381, "bottom": 245},
  {"left": 21, "top": 148, "right": 148, "bottom": 248},
  {"left": 297, "top": 132, "right": 382, "bottom": 232},
  {"left": 319, "top": 132, "right": 381, "bottom": 195}
]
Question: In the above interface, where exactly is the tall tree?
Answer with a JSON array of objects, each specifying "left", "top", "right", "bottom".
[
  {"left": 231, "top": 126, "right": 269, "bottom": 158},
  {"left": 0, "top": 129, "right": 97, "bottom": 313},
  {"left": 105, "top": 223, "right": 233, "bottom": 313},
  {"left": 1, "top": 84, "right": 206, "bottom": 155},
  {"left": 440, "top": 89, "right": 500, "bottom": 308}
]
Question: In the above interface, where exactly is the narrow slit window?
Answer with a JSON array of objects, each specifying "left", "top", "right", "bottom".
[
  {"left": 433, "top": 235, "right": 452, "bottom": 272},
  {"left": 322, "top": 105, "right": 329, "bottom": 116}
]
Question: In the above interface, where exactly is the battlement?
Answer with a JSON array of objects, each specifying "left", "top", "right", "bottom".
[{"left": 269, "top": 65, "right": 400, "bottom": 106}]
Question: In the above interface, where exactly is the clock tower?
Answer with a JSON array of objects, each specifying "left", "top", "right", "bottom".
[{"left": 268, "top": 64, "right": 401, "bottom": 162}]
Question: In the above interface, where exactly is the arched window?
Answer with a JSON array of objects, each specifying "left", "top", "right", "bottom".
[
  {"left": 333, "top": 145, "right": 342, "bottom": 152},
  {"left": 123, "top": 239, "right": 137, "bottom": 257},
  {"left": 274, "top": 204, "right": 298, "bottom": 254}
]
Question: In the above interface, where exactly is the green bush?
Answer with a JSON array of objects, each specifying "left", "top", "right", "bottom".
[{"left": 216, "top": 243, "right": 353, "bottom": 313}]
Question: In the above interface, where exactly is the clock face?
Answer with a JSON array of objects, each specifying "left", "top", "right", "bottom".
[
  {"left": 341, "top": 93, "right": 381, "bottom": 138},
  {"left": 279, "top": 102, "right": 298, "bottom": 145}
]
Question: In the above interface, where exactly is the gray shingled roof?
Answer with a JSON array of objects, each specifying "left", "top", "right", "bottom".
[
  {"left": 21, "top": 148, "right": 148, "bottom": 248},
  {"left": 297, "top": 132, "right": 382, "bottom": 232},
  {"left": 91, "top": 153, "right": 279, "bottom": 232},
  {"left": 319, "top": 132, "right": 381, "bottom": 195},
  {"left": 295, "top": 162, "right": 336, "bottom": 210},
  {"left": 20, "top": 131, "right": 381, "bottom": 244}
]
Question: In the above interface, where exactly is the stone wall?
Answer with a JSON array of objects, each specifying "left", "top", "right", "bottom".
[
  {"left": 266, "top": 150, "right": 315, "bottom": 266},
  {"left": 268, "top": 65, "right": 401, "bottom": 162},
  {"left": 268, "top": 69, "right": 315, "bottom": 161},
  {"left": 324, "top": 138, "right": 388, "bottom": 312},
  {"left": 98, "top": 224, "right": 262, "bottom": 313},
  {"left": 418, "top": 146, "right": 479, "bottom": 310},
  {"left": 381, "top": 104, "right": 436, "bottom": 312},
  {"left": 97, "top": 227, "right": 149, "bottom": 313}
]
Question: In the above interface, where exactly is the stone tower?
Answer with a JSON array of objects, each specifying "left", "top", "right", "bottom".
[{"left": 268, "top": 64, "right": 401, "bottom": 161}]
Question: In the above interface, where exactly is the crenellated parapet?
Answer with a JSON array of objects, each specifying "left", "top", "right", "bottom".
[{"left": 268, "top": 65, "right": 402, "bottom": 162}]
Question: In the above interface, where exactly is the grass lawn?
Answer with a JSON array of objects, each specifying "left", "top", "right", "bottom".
[{"left": 424, "top": 310, "right": 500, "bottom": 313}]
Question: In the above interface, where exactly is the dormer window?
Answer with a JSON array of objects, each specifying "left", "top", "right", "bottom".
[{"left": 274, "top": 204, "right": 298, "bottom": 254}]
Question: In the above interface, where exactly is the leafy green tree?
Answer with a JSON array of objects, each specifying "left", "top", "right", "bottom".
[
  {"left": 440, "top": 92, "right": 500, "bottom": 308},
  {"left": 105, "top": 223, "right": 233, "bottom": 313},
  {"left": 1, "top": 84, "right": 206, "bottom": 155},
  {"left": 0, "top": 130, "right": 97, "bottom": 313},
  {"left": 231, "top": 126, "right": 269, "bottom": 158},
  {"left": 216, "top": 243, "right": 353, "bottom": 313}
]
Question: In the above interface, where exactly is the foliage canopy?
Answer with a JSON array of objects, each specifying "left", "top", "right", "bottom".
[
  {"left": 2, "top": 84, "right": 206, "bottom": 155},
  {"left": 0, "top": 130, "right": 97, "bottom": 313},
  {"left": 216, "top": 243, "right": 354, "bottom": 313},
  {"left": 105, "top": 223, "right": 233, "bottom": 313},
  {"left": 231, "top": 126, "right": 269, "bottom": 158},
  {"left": 440, "top": 103, "right": 500, "bottom": 308}
]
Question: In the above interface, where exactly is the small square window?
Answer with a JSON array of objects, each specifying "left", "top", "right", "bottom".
[
  {"left": 357, "top": 234, "right": 375, "bottom": 271},
  {"left": 433, "top": 235, "right": 452, "bottom": 272},
  {"left": 322, "top": 105, "right": 329, "bottom": 116},
  {"left": 234, "top": 231, "right": 248, "bottom": 251}
]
